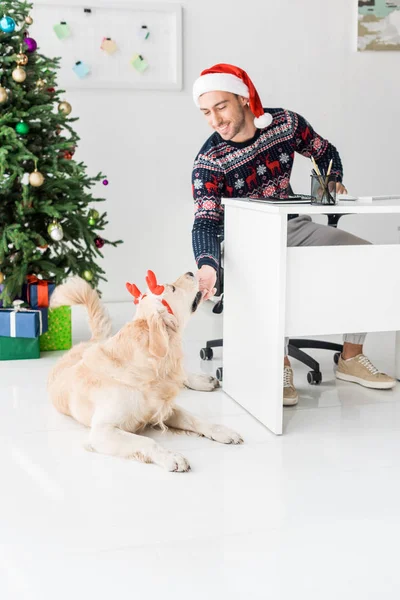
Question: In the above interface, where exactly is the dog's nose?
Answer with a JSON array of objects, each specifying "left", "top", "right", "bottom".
[{"left": 186, "top": 271, "right": 194, "bottom": 277}]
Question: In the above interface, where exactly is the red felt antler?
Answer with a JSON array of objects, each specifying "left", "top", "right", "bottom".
[
  {"left": 126, "top": 282, "right": 142, "bottom": 305},
  {"left": 145, "top": 270, "right": 164, "bottom": 295}
]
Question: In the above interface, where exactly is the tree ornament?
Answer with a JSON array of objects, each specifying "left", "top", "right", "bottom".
[
  {"left": 36, "top": 78, "right": 46, "bottom": 89},
  {"left": 17, "top": 53, "right": 28, "bottom": 66},
  {"left": 58, "top": 101, "right": 72, "bottom": 115},
  {"left": 0, "top": 272, "right": 4, "bottom": 284},
  {"left": 15, "top": 121, "right": 30, "bottom": 135},
  {"left": 102, "top": 179, "right": 109, "bottom": 186},
  {"left": 29, "top": 169, "right": 45, "bottom": 187},
  {"left": 82, "top": 270, "right": 94, "bottom": 282},
  {"left": 0, "top": 86, "right": 8, "bottom": 103},
  {"left": 47, "top": 220, "right": 64, "bottom": 241},
  {"left": 47, "top": 87, "right": 55, "bottom": 93},
  {"left": 88, "top": 209, "right": 99, "bottom": 220},
  {"left": 21, "top": 172, "right": 30, "bottom": 185},
  {"left": 25, "top": 15, "right": 34, "bottom": 25},
  {"left": 88, "top": 217, "right": 96, "bottom": 226},
  {"left": 0, "top": 16, "right": 16, "bottom": 33},
  {"left": 24, "top": 37, "right": 37, "bottom": 52},
  {"left": 94, "top": 236, "right": 105, "bottom": 249},
  {"left": 12, "top": 66, "right": 27, "bottom": 83}
]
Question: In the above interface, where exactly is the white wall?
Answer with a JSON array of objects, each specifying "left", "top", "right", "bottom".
[{"left": 33, "top": 0, "right": 400, "bottom": 300}]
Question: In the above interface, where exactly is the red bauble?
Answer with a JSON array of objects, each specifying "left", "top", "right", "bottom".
[
  {"left": 94, "top": 236, "right": 105, "bottom": 249},
  {"left": 47, "top": 87, "right": 55, "bottom": 93}
]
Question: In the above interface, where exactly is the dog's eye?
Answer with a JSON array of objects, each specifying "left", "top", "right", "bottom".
[{"left": 171, "top": 286, "right": 176, "bottom": 292}]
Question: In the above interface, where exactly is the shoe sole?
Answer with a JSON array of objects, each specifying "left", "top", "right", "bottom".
[
  {"left": 336, "top": 371, "right": 396, "bottom": 390},
  {"left": 283, "top": 394, "right": 299, "bottom": 406}
]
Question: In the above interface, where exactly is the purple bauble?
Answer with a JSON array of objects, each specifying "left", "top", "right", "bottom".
[
  {"left": 95, "top": 236, "right": 105, "bottom": 249},
  {"left": 24, "top": 37, "right": 37, "bottom": 52},
  {"left": 102, "top": 179, "right": 109, "bottom": 186}
]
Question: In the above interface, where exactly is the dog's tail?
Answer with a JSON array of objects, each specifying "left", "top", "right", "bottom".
[{"left": 50, "top": 277, "right": 112, "bottom": 342}]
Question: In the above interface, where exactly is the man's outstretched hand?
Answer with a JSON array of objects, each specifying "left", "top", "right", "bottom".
[{"left": 196, "top": 265, "right": 217, "bottom": 301}]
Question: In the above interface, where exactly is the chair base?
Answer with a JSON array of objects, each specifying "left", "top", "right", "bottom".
[{"left": 200, "top": 338, "right": 343, "bottom": 384}]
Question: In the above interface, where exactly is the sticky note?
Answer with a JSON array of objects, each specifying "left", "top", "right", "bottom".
[
  {"left": 73, "top": 61, "right": 90, "bottom": 78},
  {"left": 101, "top": 37, "right": 117, "bottom": 55},
  {"left": 53, "top": 22, "right": 71, "bottom": 40},
  {"left": 138, "top": 26, "right": 150, "bottom": 40},
  {"left": 131, "top": 54, "right": 149, "bottom": 73}
]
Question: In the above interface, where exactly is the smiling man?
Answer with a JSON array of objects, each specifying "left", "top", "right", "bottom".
[{"left": 191, "top": 63, "right": 396, "bottom": 406}]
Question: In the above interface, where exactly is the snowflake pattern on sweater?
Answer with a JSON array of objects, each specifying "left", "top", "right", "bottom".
[{"left": 192, "top": 108, "right": 343, "bottom": 269}]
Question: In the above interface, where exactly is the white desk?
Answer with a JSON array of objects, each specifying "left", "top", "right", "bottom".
[{"left": 222, "top": 198, "right": 400, "bottom": 434}]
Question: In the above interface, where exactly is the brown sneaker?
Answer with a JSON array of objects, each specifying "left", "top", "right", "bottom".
[
  {"left": 283, "top": 366, "right": 299, "bottom": 406},
  {"left": 336, "top": 354, "right": 396, "bottom": 390}
]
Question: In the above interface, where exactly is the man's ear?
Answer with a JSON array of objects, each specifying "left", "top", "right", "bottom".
[{"left": 148, "top": 312, "right": 169, "bottom": 358}]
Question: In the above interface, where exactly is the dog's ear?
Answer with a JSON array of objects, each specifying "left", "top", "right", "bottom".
[{"left": 148, "top": 312, "right": 169, "bottom": 358}]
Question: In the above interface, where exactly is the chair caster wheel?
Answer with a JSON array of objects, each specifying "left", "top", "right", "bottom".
[
  {"left": 216, "top": 367, "right": 223, "bottom": 381},
  {"left": 334, "top": 352, "right": 341, "bottom": 365},
  {"left": 307, "top": 371, "right": 322, "bottom": 385},
  {"left": 200, "top": 347, "right": 213, "bottom": 360},
  {"left": 213, "top": 301, "right": 223, "bottom": 314}
]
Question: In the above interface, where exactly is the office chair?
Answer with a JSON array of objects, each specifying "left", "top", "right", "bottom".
[{"left": 199, "top": 208, "right": 344, "bottom": 384}]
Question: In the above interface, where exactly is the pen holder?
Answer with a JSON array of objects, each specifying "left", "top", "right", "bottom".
[{"left": 310, "top": 172, "right": 337, "bottom": 205}]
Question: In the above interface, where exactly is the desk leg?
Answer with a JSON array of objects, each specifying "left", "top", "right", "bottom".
[
  {"left": 395, "top": 332, "right": 400, "bottom": 380},
  {"left": 222, "top": 207, "right": 287, "bottom": 435}
]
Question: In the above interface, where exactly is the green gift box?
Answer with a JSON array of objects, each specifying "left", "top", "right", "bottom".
[
  {"left": 39, "top": 306, "right": 72, "bottom": 351},
  {"left": 0, "top": 336, "right": 40, "bottom": 360}
]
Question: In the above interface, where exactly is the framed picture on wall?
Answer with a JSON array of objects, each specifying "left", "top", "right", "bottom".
[
  {"left": 30, "top": 2, "right": 183, "bottom": 89},
  {"left": 358, "top": 0, "right": 400, "bottom": 51}
]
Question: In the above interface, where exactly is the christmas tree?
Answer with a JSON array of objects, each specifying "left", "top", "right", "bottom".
[{"left": 0, "top": 0, "right": 121, "bottom": 306}]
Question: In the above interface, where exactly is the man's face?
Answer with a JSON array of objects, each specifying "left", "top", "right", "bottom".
[{"left": 199, "top": 91, "right": 247, "bottom": 141}]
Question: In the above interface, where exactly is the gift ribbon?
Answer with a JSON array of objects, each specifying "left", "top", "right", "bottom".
[
  {"left": 26, "top": 275, "right": 50, "bottom": 307},
  {"left": 10, "top": 299, "right": 43, "bottom": 337}
]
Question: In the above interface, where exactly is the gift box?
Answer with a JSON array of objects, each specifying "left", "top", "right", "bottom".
[
  {"left": 40, "top": 306, "right": 72, "bottom": 351},
  {"left": 0, "top": 336, "right": 40, "bottom": 360},
  {"left": 0, "top": 301, "right": 48, "bottom": 338},
  {"left": 23, "top": 276, "right": 56, "bottom": 308}
]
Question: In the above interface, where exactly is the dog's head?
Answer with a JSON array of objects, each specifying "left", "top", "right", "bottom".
[{"left": 127, "top": 271, "right": 202, "bottom": 358}]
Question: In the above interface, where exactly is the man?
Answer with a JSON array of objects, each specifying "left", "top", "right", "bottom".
[{"left": 191, "top": 63, "right": 395, "bottom": 406}]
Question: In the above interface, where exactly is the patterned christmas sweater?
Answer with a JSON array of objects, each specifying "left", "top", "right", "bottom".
[{"left": 192, "top": 108, "right": 343, "bottom": 270}]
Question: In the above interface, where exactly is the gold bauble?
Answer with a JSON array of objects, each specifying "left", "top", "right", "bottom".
[
  {"left": 29, "top": 169, "right": 45, "bottom": 187},
  {"left": 12, "top": 66, "right": 26, "bottom": 83},
  {"left": 25, "top": 15, "right": 34, "bottom": 25},
  {"left": 36, "top": 78, "right": 46, "bottom": 90},
  {"left": 0, "top": 86, "right": 8, "bottom": 103},
  {"left": 16, "top": 53, "right": 28, "bottom": 66},
  {"left": 0, "top": 272, "right": 4, "bottom": 284},
  {"left": 58, "top": 101, "right": 72, "bottom": 115}
]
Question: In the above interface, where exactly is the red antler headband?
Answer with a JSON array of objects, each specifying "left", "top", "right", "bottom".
[{"left": 126, "top": 270, "right": 174, "bottom": 315}]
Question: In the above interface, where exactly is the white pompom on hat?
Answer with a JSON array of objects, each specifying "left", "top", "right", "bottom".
[{"left": 193, "top": 63, "right": 273, "bottom": 129}]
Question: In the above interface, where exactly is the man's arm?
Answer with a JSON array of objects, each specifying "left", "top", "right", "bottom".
[
  {"left": 293, "top": 112, "right": 346, "bottom": 191},
  {"left": 191, "top": 152, "right": 225, "bottom": 299}
]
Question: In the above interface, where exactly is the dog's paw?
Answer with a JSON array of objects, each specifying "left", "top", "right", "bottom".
[
  {"left": 210, "top": 424, "right": 244, "bottom": 445},
  {"left": 185, "top": 373, "right": 220, "bottom": 392},
  {"left": 161, "top": 451, "right": 191, "bottom": 473}
]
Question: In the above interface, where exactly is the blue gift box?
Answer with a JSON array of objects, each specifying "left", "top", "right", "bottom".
[
  {"left": 0, "top": 303, "right": 48, "bottom": 338},
  {"left": 22, "top": 279, "right": 56, "bottom": 308}
]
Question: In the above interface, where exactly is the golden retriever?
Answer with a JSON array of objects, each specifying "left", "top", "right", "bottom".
[{"left": 48, "top": 272, "right": 243, "bottom": 472}]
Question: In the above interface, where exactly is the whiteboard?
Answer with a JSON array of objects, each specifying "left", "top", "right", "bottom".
[{"left": 29, "top": 2, "right": 183, "bottom": 90}]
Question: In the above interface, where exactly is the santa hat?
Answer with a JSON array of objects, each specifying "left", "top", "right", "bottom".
[{"left": 193, "top": 63, "right": 273, "bottom": 129}]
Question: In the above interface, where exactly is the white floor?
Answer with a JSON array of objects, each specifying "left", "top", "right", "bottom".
[{"left": 1, "top": 301, "right": 400, "bottom": 599}]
